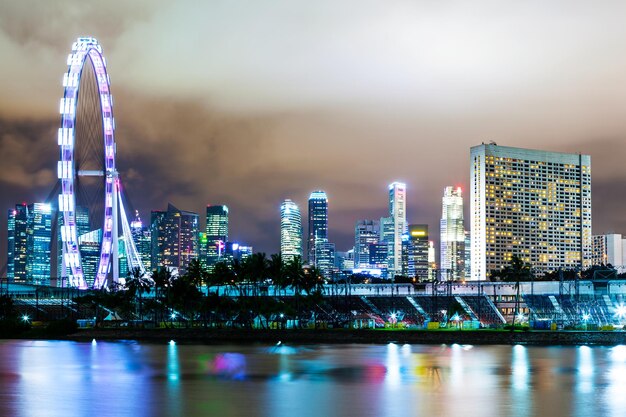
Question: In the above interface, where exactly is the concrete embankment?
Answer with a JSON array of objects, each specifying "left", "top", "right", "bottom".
[{"left": 66, "top": 328, "right": 626, "bottom": 346}]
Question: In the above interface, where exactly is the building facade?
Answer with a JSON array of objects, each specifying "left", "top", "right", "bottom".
[
  {"left": 440, "top": 186, "right": 465, "bottom": 280},
  {"left": 280, "top": 199, "right": 303, "bottom": 261},
  {"left": 401, "top": 224, "right": 430, "bottom": 280},
  {"left": 205, "top": 205, "right": 229, "bottom": 270},
  {"left": 7, "top": 203, "right": 52, "bottom": 285},
  {"left": 592, "top": 234, "right": 625, "bottom": 272},
  {"left": 470, "top": 144, "right": 592, "bottom": 279},
  {"left": 151, "top": 203, "right": 199, "bottom": 275},
  {"left": 307, "top": 191, "right": 328, "bottom": 266},
  {"left": 387, "top": 182, "right": 407, "bottom": 278},
  {"left": 354, "top": 220, "right": 379, "bottom": 268}
]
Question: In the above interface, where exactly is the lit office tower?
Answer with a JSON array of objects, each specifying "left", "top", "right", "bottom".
[
  {"left": 7, "top": 203, "right": 52, "bottom": 285},
  {"left": 314, "top": 238, "right": 335, "bottom": 278},
  {"left": 79, "top": 229, "right": 101, "bottom": 287},
  {"left": 26, "top": 203, "right": 53, "bottom": 285},
  {"left": 7, "top": 208, "right": 18, "bottom": 280},
  {"left": 402, "top": 224, "right": 430, "bottom": 280},
  {"left": 307, "top": 191, "right": 328, "bottom": 265},
  {"left": 8, "top": 204, "right": 28, "bottom": 282},
  {"left": 428, "top": 241, "right": 436, "bottom": 281},
  {"left": 387, "top": 182, "right": 407, "bottom": 278},
  {"left": 131, "top": 212, "right": 151, "bottom": 270},
  {"left": 206, "top": 205, "right": 229, "bottom": 270},
  {"left": 470, "top": 144, "right": 592, "bottom": 279},
  {"left": 440, "top": 186, "right": 465, "bottom": 280},
  {"left": 151, "top": 203, "right": 199, "bottom": 275},
  {"left": 280, "top": 199, "right": 303, "bottom": 261},
  {"left": 464, "top": 231, "right": 471, "bottom": 279},
  {"left": 354, "top": 220, "right": 379, "bottom": 268}
]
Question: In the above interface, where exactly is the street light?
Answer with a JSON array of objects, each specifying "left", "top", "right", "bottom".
[{"left": 21, "top": 314, "right": 30, "bottom": 323}]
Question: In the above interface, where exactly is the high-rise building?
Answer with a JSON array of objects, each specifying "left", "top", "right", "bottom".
[
  {"left": 25, "top": 203, "right": 52, "bottom": 285},
  {"left": 387, "top": 182, "right": 407, "bottom": 278},
  {"left": 8, "top": 204, "right": 28, "bottom": 282},
  {"left": 280, "top": 199, "right": 303, "bottom": 261},
  {"left": 592, "top": 234, "right": 624, "bottom": 270},
  {"left": 78, "top": 229, "right": 101, "bottom": 287},
  {"left": 7, "top": 208, "right": 17, "bottom": 280},
  {"left": 369, "top": 243, "right": 388, "bottom": 270},
  {"left": 464, "top": 231, "right": 471, "bottom": 279},
  {"left": 223, "top": 242, "right": 253, "bottom": 264},
  {"left": 402, "top": 224, "right": 430, "bottom": 280},
  {"left": 206, "top": 205, "right": 229, "bottom": 270},
  {"left": 314, "top": 237, "right": 335, "bottom": 278},
  {"left": 440, "top": 186, "right": 465, "bottom": 280},
  {"left": 354, "top": 220, "right": 379, "bottom": 268},
  {"left": 307, "top": 191, "right": 328, "bottom": 265},
  {"left": 7, "top": 203, "right": 52, "bottom": 285},
  {"left": 471, "top": 144, "right": 592, "bottom": 279},
  {"left": 151, "top": 203, "right": 199, "bottom": 275},
  {"left": 131, "top": 212, "right": 151, "bottom": 270},
  {"left": 428, "top": 241, "right": 437, "bottom": 281}
]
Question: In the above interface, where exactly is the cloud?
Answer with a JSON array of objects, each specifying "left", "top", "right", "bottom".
[
  {"left": 0, "top": 0, "right": 152, "bottom": 53},
  {"left": 0, "top": 116, "right": 57, "bottom": 188}
]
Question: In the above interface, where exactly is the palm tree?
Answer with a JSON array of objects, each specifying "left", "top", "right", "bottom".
[
  {"left": 493, "top": 255, "right": 532, "bottom": 329},
  {"left": 284, "top": 255, "right": 305, "bottom": 327},
  {"left": 125, "top": 267, "right": 153, "bottom": 322},
  {"left": 268, "top": 253, "right": 286, "bottom": 296}
]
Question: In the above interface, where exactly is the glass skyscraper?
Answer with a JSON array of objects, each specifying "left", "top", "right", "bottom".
[
  {"left": 131, "top": 212, "right": 151, "bottom": 271},
  {"left": 280, "top": 199, "right": 303, "bottom": 261},
  {"left": 388, "top": 182, "right": 407, "bottom": 278},
  {"left": 354, "top": 220, "right": 379, "bottom": 268},
  {"left": 440, "top": 186, "right": 465, "bottom": 280},
  {"left": 7, "top": 203, "right": 52, "bottom": 285},
  {"left": 307, "top": 191, "right": 328, "bottom": 266},
  {"left": 206, "top": 205, "right": 229, "bottom": 270},
  {"left": 402, "top": 224, "right": 430, "bottom": 280},
  {"left": 151, "top": 203, "right": 199, "bottom": 275}
]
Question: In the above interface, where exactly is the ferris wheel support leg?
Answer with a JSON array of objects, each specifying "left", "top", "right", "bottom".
[{"left": 112, "top": 177, "right": 119, "bottom": 288}]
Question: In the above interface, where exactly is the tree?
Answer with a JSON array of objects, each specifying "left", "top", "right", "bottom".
[
  {"left": 125, "top": 267, "right": 154, "bottom": 322},
  {"left": 492, "top": 255, "right": 532, "bottom": 329}
]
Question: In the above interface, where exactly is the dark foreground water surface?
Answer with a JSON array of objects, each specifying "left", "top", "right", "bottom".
[{"left": 0, "top": 340, "right": 622, "bottom": 417}]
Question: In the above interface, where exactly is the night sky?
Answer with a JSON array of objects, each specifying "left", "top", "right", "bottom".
[{"left": 2, "top": 1, "right": 626, "bottom": 264}]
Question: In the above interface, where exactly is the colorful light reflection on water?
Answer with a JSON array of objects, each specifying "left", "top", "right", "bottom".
[{"left": 0, "top": 340, "right": 623, "bottom": 416}]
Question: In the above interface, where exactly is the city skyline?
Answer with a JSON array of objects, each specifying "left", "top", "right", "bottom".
[{"left": 3, "top": 2, "right": 626, "bottom": 262}]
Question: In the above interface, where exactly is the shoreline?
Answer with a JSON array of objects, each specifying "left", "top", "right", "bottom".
[{"left": 35, "top": 328, "right": 626, "bottom": 346}]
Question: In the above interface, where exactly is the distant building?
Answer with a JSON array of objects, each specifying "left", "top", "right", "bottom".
[
  {"left": 223, "top": 242, "right": 253, "bottom": 264},
  {"left": 78, "top": 229, "right": 101, "bottom": 287},
  {"left": 428, "top": 241, "right": 436, "bottom": 281},
  {"left": 592, "top": 234, "right": 625, "bottom": 272},
  {"left": 206, "top": 205, "right": 229, "bottom": 271},
  {"left": 369, "top": 242, "right": 388, "bottom": 270},
  {"left": 387, "top": 182, "right": 407, "bottom": 278},
  {"left": 402, "top": 224, "right": 430, "bottom": 280},
  {"left": 354, "top": 220, "right": 379, "bottom": 268},
  {"left": 307, "top": 191, "right": 328, "bottom": 265},
  {"left": 280, "top": 199, "right": 303, "bottom": 261},
  {"left": 130, "top": 212, "right": 151, "bottom": 271},
  {"left": 7, "top": 203, "right": 52, "bottom": 285},
  {"left": 440, "top": 186, "right": 465, "bottom": 280},
  {"left": 314, "top": 237, "right": 335, "bottom": 278},
  {"left": 471, "top": 144, "right": 592, "bottom": 279},
  {"left": 151, "top": 203, "right": 199, "bottom": 275},
  {"left": 464, "top": 231, "right": 471, "bottom": 279}
]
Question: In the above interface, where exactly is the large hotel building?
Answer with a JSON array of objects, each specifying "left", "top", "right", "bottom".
[{"left": 470, "top": 144, "right": 591, "bottom": 280}]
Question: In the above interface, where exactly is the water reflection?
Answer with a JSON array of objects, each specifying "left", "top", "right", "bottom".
[{"left": 0, "top": 341, "right": 624, "bottom": 416}]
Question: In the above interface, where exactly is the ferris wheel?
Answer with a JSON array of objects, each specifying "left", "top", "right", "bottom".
[{"left": 57, "top": 37, "right": 145, "bottom": 289}]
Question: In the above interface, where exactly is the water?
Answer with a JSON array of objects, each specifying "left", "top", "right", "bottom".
[{"left": 0, "top": 340, "right": 622, "bottom": 417}]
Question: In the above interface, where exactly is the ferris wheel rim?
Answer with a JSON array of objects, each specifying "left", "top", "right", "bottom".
[{"left": 58, "top": 37, "right": 116, "bottom": 290}]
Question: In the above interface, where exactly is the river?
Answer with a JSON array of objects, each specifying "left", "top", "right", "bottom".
[{"left": 0, "top": 340, "right": 620, "bottom": 416}]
